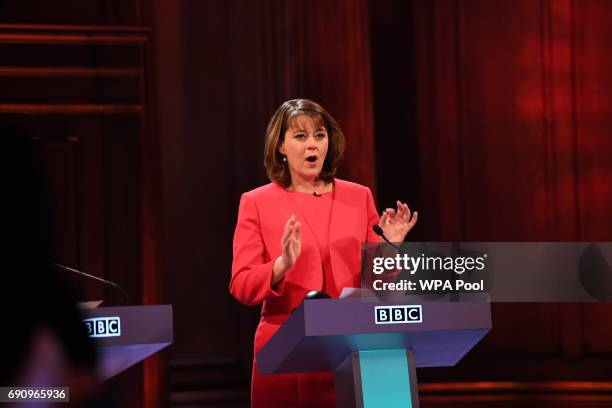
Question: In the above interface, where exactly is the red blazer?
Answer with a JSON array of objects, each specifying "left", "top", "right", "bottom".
[{"left": 230, "top": 178, "right": 382, "bottom": 352}]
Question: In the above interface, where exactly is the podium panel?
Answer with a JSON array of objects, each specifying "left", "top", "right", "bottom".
[
  {"left": 257, "top": 296, "right": 490, "bottom": 407},
  {"left": 81, "top": 305, "right": 173, "bottom": 381}
]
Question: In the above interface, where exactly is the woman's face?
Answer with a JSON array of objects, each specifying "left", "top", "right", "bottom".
[{"left": 279, "top": 115, "right": 329, "bottom": 183}]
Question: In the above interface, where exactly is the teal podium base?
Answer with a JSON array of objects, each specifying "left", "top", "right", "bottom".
[{"left": 334, "top": 349, "right": 419, "bottom": 408}]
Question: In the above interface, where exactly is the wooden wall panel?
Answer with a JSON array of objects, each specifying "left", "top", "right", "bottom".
[
  {"left": 0, "top": 2, "right": 164, "bottom": 406},
  {"left": 0, "top": 1, "right": 144, "bottom": 26}
]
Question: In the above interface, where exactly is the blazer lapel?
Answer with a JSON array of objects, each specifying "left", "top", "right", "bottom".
[{"left": 328, "top": 179, "right": 362, "bottom": 291}]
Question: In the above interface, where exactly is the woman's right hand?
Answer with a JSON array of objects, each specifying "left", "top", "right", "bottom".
[{"left": 272, "top": 215, "right": 301, "bottom": 285}]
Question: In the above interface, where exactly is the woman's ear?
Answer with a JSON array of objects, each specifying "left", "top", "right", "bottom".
[{"left": 278, "top": 143, "right": 286, "bottom": 155}]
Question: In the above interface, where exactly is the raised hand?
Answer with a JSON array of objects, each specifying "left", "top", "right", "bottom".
[
  {"left": 272, "top": 215, "right": 301, "bottom": 285},
  {"left": 379, "top": 201, "right": 418, "bottom": 243}
]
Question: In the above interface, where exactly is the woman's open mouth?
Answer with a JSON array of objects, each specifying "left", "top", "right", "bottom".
[{"left": 306, "top": 155, "right": 318, "bottom": 166}]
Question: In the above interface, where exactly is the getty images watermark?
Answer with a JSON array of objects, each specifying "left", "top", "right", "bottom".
[
  {"left": 361, "top": 242, "right": 612, "bottom": 301},
  {"left": 371, "top": 252, "right": 486, "bottom": 292}
]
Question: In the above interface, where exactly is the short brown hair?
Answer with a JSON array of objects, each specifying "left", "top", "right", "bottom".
[{"left": 263, "top": 99, "right": 345, "bottom": 188}]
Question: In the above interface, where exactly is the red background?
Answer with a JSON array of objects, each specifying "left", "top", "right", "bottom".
[{"left": 2, "top": 0, "right": 611, "bottom": 406}]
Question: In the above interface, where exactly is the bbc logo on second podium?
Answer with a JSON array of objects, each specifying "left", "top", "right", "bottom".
[
  {"left": 83, "top": 316, "right": 121, "bottom": 338},
  {"left": 375, "top": 305, "right": 422, "bottom": 324}
]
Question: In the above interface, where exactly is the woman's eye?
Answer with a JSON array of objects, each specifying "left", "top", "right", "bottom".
[
  {"left": 315, "top": 133, "right": 326, "bottom": 139},
  {"left": 294, "top": 134, "right": 305, "bottom": 139}
]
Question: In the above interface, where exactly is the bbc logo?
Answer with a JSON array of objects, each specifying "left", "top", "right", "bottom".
[
  {"left": 375, "top": 305, "right": 422, "bottom": 325},
  {"left": 83, "top": 316, "right": 121, "bottom": 338}
]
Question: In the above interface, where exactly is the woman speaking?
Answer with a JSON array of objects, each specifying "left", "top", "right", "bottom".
[{"left": 230, "top": 99, "right": 418, "bottom": 407}]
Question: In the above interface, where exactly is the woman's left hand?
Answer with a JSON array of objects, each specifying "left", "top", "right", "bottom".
[{"left": 379, "top": 201, "right": 418, "bottom": 243}]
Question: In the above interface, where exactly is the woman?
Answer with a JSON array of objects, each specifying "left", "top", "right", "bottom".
[{"left": 230, "top": 99, "right": 418, "bottom": 407}]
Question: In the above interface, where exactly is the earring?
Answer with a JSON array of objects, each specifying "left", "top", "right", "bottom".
[{"left": 282, "top": 156, "right": 287, "bottom": 162}]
